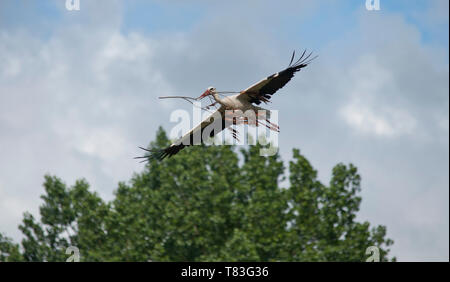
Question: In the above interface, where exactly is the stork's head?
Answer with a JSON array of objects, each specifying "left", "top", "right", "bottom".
[{"left": 199, "top": 86, "right": 216, "bottom": 99}]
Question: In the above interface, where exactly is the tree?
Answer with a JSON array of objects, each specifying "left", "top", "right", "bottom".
[
  {"left": 0, "top": 233, "right": 23, "bottom": 261},
  {"left": 17, "top": 176, "right": 109, "bottom": 261},
  {"left": 1, "top": 127, "right": 395, "bottom": 261}
]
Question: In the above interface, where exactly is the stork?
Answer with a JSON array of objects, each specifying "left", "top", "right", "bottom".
[{"left": 137, "top": 50, "right": 316, "bottom": 161}]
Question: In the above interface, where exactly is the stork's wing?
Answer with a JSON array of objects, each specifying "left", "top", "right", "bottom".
[
  {"left": 136, "top": 106, "right": 236, "bottom": 161},
  {"left": 238, "top": 50, "right": 316, "bottom": 105}
]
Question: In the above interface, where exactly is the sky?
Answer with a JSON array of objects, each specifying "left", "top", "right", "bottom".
[{"left": 0, "top": 0, "right": 448, "bottom": 261}]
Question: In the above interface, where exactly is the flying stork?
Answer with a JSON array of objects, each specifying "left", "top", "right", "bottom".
[{"left": 137, "top": 50, "right": 316, "bottom": 161}]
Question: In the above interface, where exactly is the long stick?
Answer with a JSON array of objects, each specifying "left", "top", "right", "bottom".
[{"left": 158, "top": 96, "right": 199, "bottom": 100}]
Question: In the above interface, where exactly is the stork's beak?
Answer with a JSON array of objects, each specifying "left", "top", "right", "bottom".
[{"left": 198, "top": 89, "right": 210, "bottom": 99}]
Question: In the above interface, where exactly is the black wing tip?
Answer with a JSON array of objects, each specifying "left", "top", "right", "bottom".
[
  {"left": 288, "top": 49, "right": 318, "bottom": 70},
  {"left": 135, "top": 146, "right": 169, "bottom": 162},
  {"left": 135, "top": 144, "right": 186, "bottom": 162}
]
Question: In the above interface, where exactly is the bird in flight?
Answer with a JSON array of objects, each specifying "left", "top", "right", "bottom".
[{"left": 137, "top": 50, "right": 317, "bottom": 161}]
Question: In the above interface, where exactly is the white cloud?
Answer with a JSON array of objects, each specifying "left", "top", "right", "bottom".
[
  {"left": 340, "top": 101, "right": 416, "bottom": 137},
  {"left": 278, "top": 8, "right": 448, "bottom": 261},
  {"left": 0, "top": 8, "right": 176, "bottom": 236},
  {"left": 0, "top": 0, "right": 448, "bottom": 261},
  {"left": 338, "top": 55, "right": 417, "bottom": 137}
]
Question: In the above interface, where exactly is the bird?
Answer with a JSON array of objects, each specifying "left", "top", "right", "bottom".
[{"left": 137, "top": 50, "right": 317, "bottom": 161}]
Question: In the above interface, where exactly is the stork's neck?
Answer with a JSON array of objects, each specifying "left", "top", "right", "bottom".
[{"left": 212, "top": 92, "right": 224, "bottom": 104}]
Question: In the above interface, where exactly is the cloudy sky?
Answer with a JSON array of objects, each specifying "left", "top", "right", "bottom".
[{"left": 0, "top": 0, "right": 448, "bottom": 261}]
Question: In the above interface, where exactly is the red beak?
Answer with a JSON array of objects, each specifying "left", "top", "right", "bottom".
[{"left": 198, "top": 89, "right": 210, "bottom": 99}]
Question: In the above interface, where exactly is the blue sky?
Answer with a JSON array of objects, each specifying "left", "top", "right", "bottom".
[
  {"left": 0, "top": 0, "right": 448, "bottom": 261},
  {"left": 3, "top": 1, "right": 448, "bottom": 48}
]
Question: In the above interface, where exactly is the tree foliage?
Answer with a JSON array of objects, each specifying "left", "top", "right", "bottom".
[{"left": 0, "top": 127, "right": 394, "bottom": 261}]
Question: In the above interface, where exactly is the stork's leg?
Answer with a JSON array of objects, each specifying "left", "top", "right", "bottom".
[
  {"left": 265, "top": 119, "right": 280, "bottom": 132},
  {"left": 252, "top": 109, "right": 278, "bottom": 132},
  {"left": 254, "top": 116, "right": 279, "bottom": 132},
  {"left": 252, "top": 106, "right": 271, "bottom": 119},
  {"left": 225, "top": 116, "right": 241, "bottom": 125},
  {"left": 262, "top": 121, "right": 274, "bottom": 131}
]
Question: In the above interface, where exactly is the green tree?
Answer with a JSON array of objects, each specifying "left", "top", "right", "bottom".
[
  {"left": 18, "top": 176, "right": 109, "bottom": 261},
  {"left": 0, "top": 233, "right": 23, "bottom": 261},
  {"left": 1, "top": 127, "right": 394, "bottom": 261}
]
